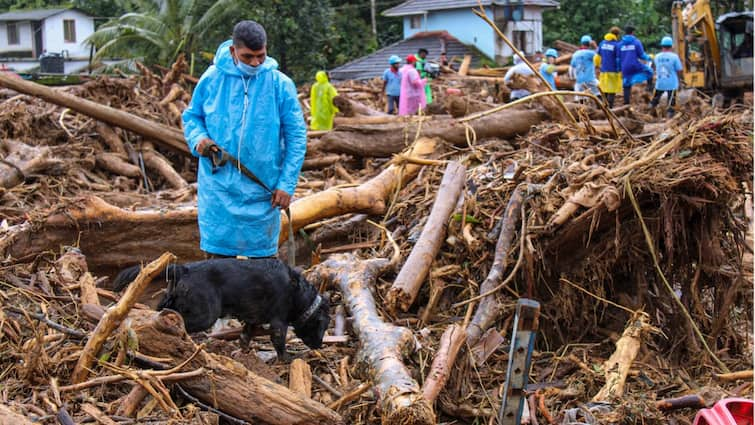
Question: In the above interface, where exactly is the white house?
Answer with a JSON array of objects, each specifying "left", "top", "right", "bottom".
[
  {"left": 0, "top": 8, "right": 95, "bottom": 73},
  {"left": 383, "top": 0, "right": 560, "bottom": 64}
]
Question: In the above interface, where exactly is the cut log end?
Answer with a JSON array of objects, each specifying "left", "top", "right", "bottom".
[{"left": 382, "top": 393, "right": 435, "bottom": 425}]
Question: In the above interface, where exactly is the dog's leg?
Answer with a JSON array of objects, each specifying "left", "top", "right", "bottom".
[
  {"left": 240, "top": 322, "right": 254, "bottom": 347},
  {"left": 270, "top": 319, "right": 290, "bottom": 362}
]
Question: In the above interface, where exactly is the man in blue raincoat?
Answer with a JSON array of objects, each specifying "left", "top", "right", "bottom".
[
  {"left": 182, "top": 20, "right": 307, "bottom": 258},
  {"left": 619, "top": 25, "right": 654, "bottom": 105}
]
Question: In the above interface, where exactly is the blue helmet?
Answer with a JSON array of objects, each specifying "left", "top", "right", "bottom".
[
  {"left": 389, "top": 55, "right": 401, "bottom": 65},
  {"left": 545, "top": 48, "right": 558, "bottom": 58},
  {"left": 661, "top": 36, "right": 673, "bottom": 47},
  {"left": 580, "top": 35, "right": 592, "bottom": 45}
]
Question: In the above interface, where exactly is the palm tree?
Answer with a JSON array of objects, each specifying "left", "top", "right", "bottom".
[{"left": 85, "top": 0, "right": 240, "bottom": 66}]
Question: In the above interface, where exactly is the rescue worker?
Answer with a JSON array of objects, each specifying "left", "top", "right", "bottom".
[
  {"left": 595, "top": 27, "right": 622, "bottom": 108},
  {"left": 540, "top": 48, "right": 559, "bottom": 90},
  {"left": 504, "top": 55, "right": 535, "bottom": 101},
  {"left": 399, "top": 54, "right": 426, "bottom": 115},
  {"left": 416, "top": 48, "right": 433, "bottom": 104},
  {"left": 310, "top": 71, "right": 338, "bottom": 130},
  {"left": 650, "top": 36, "right": 683, "bottom": 118},
  {"left": 182, "top": 20, "right": 307, "bottom": 258},
  {"left": 619, "top": 25, "right": 653, "bottom": 105},
  {"left": 570, "top": 35, "right": 601, "bottom": 100},
  {"left": 382, "top": 55, "right": 402, "bottom": 115}
]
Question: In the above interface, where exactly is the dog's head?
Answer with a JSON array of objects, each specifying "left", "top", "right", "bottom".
[{"left": 290, "top": 269, "right": 330, "bottom": 349}]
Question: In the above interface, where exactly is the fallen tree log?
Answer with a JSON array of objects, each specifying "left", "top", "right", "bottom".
[
  {"left": 333, "top": 95, "right": 386, "bottom": 117},
  {"left": 0, "top": 73, "right": 189, "bottom": 155},
  {"left": 280, "top": 137, "right": 437, "bottom": 242},
  {"left": 311, "top": 110, "right": 545, "bottom": 158},
  {"left": 141, "top": 142, "right": 189, "bottom": 189},
  {"left": 124, "top": 308, "right": 343, "bottom": 424},
  {"left": 387, "top": 161, "right": 466, "bottom": 312},
  {"left": 422, "top": 324, "right": 466, "bottom": 404},
  {"left": 0, "top": 139, "right": 64, "bottom": 189},
  {"left": 95, "top": 152, "right": 142, "bottom": 178},
  {"left": 310, "top": 253, "right": 435, "bottom": 425}
]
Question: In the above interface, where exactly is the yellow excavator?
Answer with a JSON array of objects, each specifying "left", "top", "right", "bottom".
[{"left": 672, "top": 0, "right": 753, "bottom": 103}]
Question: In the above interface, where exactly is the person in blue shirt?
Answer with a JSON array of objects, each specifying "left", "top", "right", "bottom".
[
  {"left": 650, "top": 36, "right": 683, "bottom": 118},
  {"left": 382, "top": 55, "right": 402, "bottom": 114},
  {"left": 569, "top": 35, "right": 601, "bottom": 100},
  {"left": 539, "top": 48, "right": 558, "bottom": 90},
  {"left": 182, "top": 20, "right": 307, "bottom": 258},
  {"left": 619, "top": 25, "right": 654, "bottom": 105},
  {"left": 595, "top": 27, "right": 622, "bottom": 108}
]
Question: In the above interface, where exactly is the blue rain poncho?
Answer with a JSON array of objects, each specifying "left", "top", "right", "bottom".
[{"left": 182, "top": 40, "right": 307, "bottom": 257}]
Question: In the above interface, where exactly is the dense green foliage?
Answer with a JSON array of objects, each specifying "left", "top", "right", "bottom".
[{"left": 1, "top": 0, "right": 749, "bottom": 81}]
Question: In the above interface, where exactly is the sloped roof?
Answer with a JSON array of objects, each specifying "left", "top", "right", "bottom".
[
  {"left": 0, "top": 8, "right": 87, "bottom": 21},
  {"left": 383, "top": 0, "right": 559, "bottom": 17},
  {"left": 329, "top": 31, "right": 486, "bottom": 81}
]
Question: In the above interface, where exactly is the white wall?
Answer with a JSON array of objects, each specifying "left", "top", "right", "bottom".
[
  {"left": 402, "top": 8, "right": 497, "bottom": 61},
  {"left": 494, "top": 6, "right": 545, "bottom": 60},
  {"left": 42, "top": 10, "right": 94, "bottom": 59},
  {"left": 0, "top": 21, "right": 34, "bottom": 53}
]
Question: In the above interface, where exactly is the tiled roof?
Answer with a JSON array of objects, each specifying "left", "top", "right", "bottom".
[
  {"left": 0, "top": 8, "right": 76, "bottom": 21},
  {"left": 383, "top": 0, "right": 559, "bottom": 17},
  {"left": 329, "top": 31, "right": 486, "bottom": 81}
]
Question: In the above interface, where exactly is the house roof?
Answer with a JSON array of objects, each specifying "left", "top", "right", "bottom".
[
  {"left": 329, "top": 31, "right": 486, "bottom": 81},
  {"left": 383, "top": 0, "right": 559, "bottom": 17},
  {"left": 0, "top": 8, "right": 86, "bottom": 22}
]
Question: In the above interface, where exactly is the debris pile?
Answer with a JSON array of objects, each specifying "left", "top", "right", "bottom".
[{"left": 0, "top": 58, "right": 752, "bottom": 425}]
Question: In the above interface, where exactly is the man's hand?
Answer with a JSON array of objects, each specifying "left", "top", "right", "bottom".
[
  {"left": 271, "top": 189, "right": 291, "bottom": 209},
  {"left": 196, "top": 138, "right": 219, "bottom": 157}
]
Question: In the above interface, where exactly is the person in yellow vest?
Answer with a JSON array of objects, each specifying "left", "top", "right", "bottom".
[{"left": 310, "top": 70, "right": 339, "bottom": 130}]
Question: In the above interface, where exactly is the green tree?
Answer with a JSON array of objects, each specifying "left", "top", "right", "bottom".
[{"left": 85, "top": 0, "right": 239, "bottom": 65}]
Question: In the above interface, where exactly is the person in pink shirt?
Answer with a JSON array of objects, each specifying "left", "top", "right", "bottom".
[{"left": 398, "top": 54, "right": 426, "bottom": 116}]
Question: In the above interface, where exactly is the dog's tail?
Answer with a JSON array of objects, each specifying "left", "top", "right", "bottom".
[{"left": 111, "top": 263, "right": 184, "bottom": 292}]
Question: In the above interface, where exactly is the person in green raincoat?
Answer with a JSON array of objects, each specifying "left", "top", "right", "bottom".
[
  {"left": 310, "top": 71, "right": 338, "bottom": 130},
  {"left": 416, "top": 48, "right": 433, "bottom": 104}
]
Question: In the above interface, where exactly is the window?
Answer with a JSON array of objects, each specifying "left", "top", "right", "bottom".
[
  {"left": 63, "top": 19, "right": 76, "bottom": 43},
  {"left": 410, "top": 15, "right": 422, "bottom": 29},
  {"left": 7, "top": 22, "right": 19, "bottom": 45}
]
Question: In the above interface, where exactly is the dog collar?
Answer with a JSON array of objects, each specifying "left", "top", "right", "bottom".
[{"left": 295, "top": 294, "right": 322, "bottom": 327}]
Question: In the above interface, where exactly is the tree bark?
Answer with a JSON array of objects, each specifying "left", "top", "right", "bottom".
[
  {"left": 289, "top": 359, "right": 313, "bottom": 398},
  {"left": 387, "top": 161, "right": 466, "bottom": 312},
  {"left": 421, "top": 324, "right": 466, "bottom": 404},
  {"left": 279, "top": 137, "right": 437, "bottom": 243},
  {"left": 310, "top": 254, "right": 435, "bottom": 425},
  {"left": 0, "top": 72, "right": 189, "bottom": 155},
  {"left": 95, "top": 152, "right": 142, "bottom": 178},
  {"left": 0, "top": 139, "right": 64, "bottom": 189},
  {"left": 333, "top": 96, "right": 387, "bottom": 117},
  {"left": 0, "top": 404, "right": 33, "bottom": 425},
  {"left": 311, "top": 110, "right": 545, "bottom": 158},
  {"left": 466, "top": 184, "right": 528, "bottom": 345},
  {"left": 141, "top": 142, "right": 188, "bottom": 189},
  {"left": 124, "top": 309, "right": 343, "bottom": 425},
  {"left": 96, "top": 123, "right": 128, "bottom": 156}
]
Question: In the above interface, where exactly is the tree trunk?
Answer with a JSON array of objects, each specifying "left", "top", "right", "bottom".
[
  {"left": 333, "top": 96, "right": 387, "bottom": 117},
  {"left": 0, "top": 73, "right": 189, "bottom": 155},
  {"left": 95, "top": 153, "right": 142, "bottom": 178},
  {"left": 280, "top": 137, "right": 438, "bottom": 242},
  {"left": 421, "top": 324, "right": 466, "bottom": 404},
  {"left": 124, "top": 309, "right": 343, "bottom": 425},
  {"left": 309, "top": 254, "right": 435, "bottom": 425},
  {"left": 387, "top": 161, "right": 466, "bottom": 312},
  {"left": 312, "top": 110, "right": 545, "bottom": 158}
]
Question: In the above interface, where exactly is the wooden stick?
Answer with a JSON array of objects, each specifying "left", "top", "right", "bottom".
[
  {"left": 289, "top": 359, "right": 313, "bottom": 398},
  {"left": 71, "top": 252, "right": 176, "bottom": 384},
  {"left": 327, "top": 382, "right": 372, "bottom": 410},
  {"left": 714, "top": 370, "right": 753, "bottom": 381},
  {"left": 656, "top": 394, "right": 707, "bottom": 411},
  {"left": 116, "top": 384, "right": 150, "bottom": 417},
  {"left": 421, "top": 324, "right": 466, "bottom": 403},
  {"left": 387, "top": 161, "right": 466, "bottom": 312},
  {"left": 80, "top": 403, "right": 118, "bottom": 425}
]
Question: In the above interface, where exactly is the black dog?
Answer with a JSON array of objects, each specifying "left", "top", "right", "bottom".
[{"left": 112, "top": 258, "right": 330, "bottom": 360}]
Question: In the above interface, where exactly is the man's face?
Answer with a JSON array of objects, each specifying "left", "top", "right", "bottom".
[
  {"left": 230, "top": 44, "right": 267, "bottom": 67},
  {"left": 419, "top": 51, "right": 427, "bottom": 59},
  {"left": 391, "top": 63, "right": 399, "bottom": 70}
]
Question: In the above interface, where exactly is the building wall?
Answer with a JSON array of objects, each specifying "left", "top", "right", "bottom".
[
  {"left": 402, "top": 8, "right": 496, "bottom": 61},
  {"left": 0, "top": 21, "right": 34, "bottom": 54},
  {"left": 493, "top": 6, "right": 544, "bottom": 61},
  {"left": 42, "top": 10, "right": 94, "bottom": 58}
]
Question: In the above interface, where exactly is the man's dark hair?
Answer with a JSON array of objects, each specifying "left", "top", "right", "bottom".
[
  {"left": 418, "top": 48, "right": 429, "bottom": 55},
  {"left": 624, "top": 25, "right": 635, "bottom": 35},
  {"left": 233, "top": 20, "right": 267, "bottom": 50}
]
